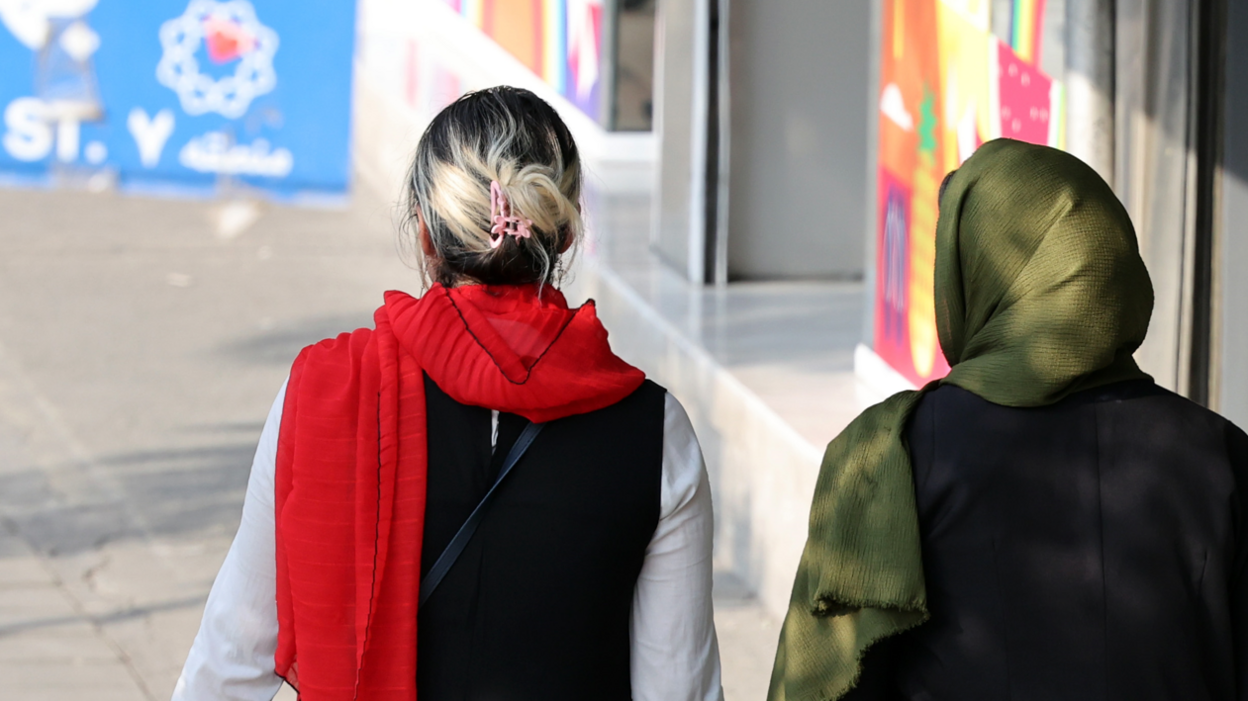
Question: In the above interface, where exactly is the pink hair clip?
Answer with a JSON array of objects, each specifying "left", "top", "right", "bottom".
[{"left": 489, "top": 181, "right": 533, "bottom": 249}]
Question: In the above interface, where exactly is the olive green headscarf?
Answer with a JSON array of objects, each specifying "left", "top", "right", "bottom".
[{"left": 768, "top": 139, "right": 1154, "bottom": 701}]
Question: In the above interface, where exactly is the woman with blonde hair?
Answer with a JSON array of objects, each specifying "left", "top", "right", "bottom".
[{"left": 172, "top": 86, "right": 723, "bottom": 701}]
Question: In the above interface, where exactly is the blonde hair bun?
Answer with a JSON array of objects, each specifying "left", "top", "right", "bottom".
[{"left": 406, "top": 87, "right": 584, "bottom": 287}]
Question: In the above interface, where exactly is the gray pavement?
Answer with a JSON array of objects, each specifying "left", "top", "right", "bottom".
[{"left": 0, "top": 186, "right": 778, "bottom": 700}]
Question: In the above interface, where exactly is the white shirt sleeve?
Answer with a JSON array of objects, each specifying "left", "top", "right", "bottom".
[
  {"left": 629, "top": 392, "right": 725, "bottom": 701},
  {"left": 172, "top": 385, "right": 723, "bottom": 701},
  {"left": 171, "top": 381, "right": 287, "bottom": 701}
]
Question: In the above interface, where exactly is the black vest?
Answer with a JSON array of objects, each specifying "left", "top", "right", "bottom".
[{"left": 417, "top": 374, "right": 666, "bottom": 700}]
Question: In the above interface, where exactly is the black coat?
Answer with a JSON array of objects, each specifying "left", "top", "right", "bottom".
[{"left": 848, "top": 380, "right": 1248, "bottom": 700}]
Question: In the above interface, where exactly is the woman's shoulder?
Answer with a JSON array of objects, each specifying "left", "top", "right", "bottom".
[
  {"left": 291, "top": 327, "right": 376, "bottom": 374},
  {"left": 587, "top": 377, "right": 668, "bottom": 419}
]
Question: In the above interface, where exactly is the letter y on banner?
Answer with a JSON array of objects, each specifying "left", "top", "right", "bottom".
[{"left": 128, "top": 108, "right": 176, "bottom": 168}]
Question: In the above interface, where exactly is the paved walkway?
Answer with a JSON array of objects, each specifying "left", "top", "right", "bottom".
[{"left": 0, "top": 186, "right": 778, "bottom": 700}]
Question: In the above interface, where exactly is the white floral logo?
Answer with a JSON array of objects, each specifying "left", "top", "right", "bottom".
[{"left": 156, "top": 0, "right": 278, "bottom": 119}]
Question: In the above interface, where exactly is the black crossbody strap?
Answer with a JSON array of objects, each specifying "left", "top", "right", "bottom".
[{"left": 419, "top": 420, "right": 545, "bottom": 609}]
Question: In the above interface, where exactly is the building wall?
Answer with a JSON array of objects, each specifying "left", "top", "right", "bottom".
[
  {"left": 1115, "top": 0, "right": 1202, "bottom": 394},
  {"left": 724, "top": 0, "right": 872, "bottom": 280},
  {"left": 650, "top": 0, "right": 711, "bottom": 280},
  {"left": 1218, "top": 0, "right": 1248, "bottom": 427}
]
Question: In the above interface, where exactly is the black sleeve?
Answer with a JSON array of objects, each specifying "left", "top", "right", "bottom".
[
  {"left": 839, "top": 633, "right": 903, "bottom": 701},
  {"left": 904, "top": 390, "right": 937, "bottom": 500},
  {"left": 1228, "top": 423, "right": 1248, "bottom": 700}
]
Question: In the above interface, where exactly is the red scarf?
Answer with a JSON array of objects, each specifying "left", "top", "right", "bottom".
[{"left": 273, "top": 284, "right": 644, "bottom": 700}]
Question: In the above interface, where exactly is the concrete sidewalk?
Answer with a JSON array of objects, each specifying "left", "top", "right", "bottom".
[
  {"left": 0, "top": 185, "right": 408, "bottom": 700},
  {"left": 0, "top": 186, "right": 779, "bottom": 700}
]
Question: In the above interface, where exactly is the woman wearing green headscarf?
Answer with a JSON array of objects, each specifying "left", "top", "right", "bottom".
[{"left": 769, "top": 139, "right": 1248, "bottom": 700}]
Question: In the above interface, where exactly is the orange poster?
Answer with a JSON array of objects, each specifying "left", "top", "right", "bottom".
[{"left": 872, "top": 0, "right": 1064, "bottom": 387}]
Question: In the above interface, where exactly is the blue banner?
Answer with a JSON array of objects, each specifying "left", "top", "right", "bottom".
[{"left": 0, "top": 0, "right": 356, "bottom": 199}]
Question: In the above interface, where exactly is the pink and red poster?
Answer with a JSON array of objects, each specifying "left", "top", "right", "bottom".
[
  {"left": 872, "top": 0, "right": 1064, "bottom": 387},
  {"left": 443, "top": 0, "right": 604, "bottom": 120}
]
